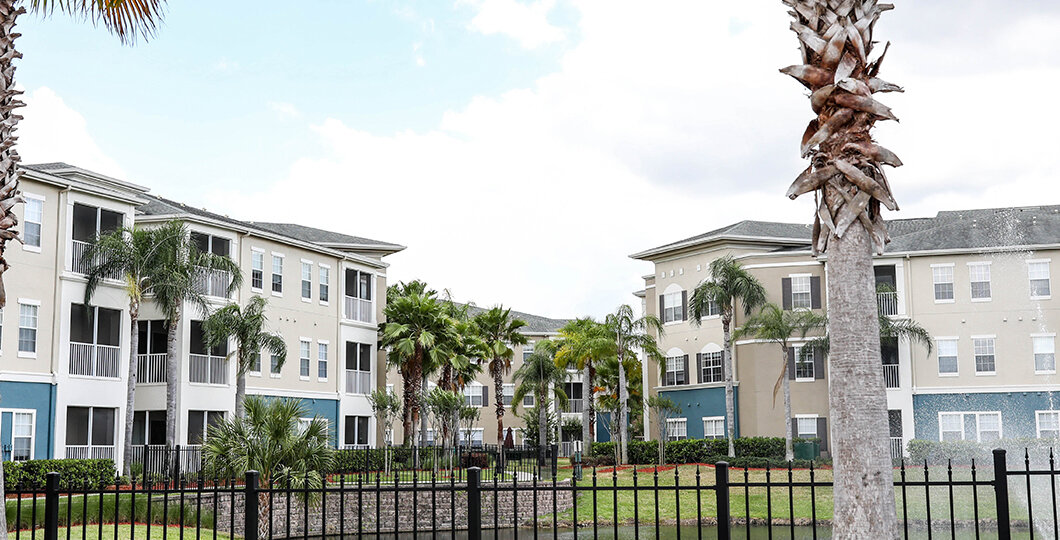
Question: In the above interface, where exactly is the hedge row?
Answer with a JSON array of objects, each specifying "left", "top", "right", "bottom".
[
  {"left": 4, "top": 459, "right": 117, "bottom": 490},
  {"left": 589, "top": 437, "right": 807, "bottom": 466},
  {"left": 906, "top": 438, "right": 1060, "bottom": 465}
]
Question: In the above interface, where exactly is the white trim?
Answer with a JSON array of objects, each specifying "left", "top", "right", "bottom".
[
  {"left": 1036, "top": 410, "right": 1060, "bottom": 439},
  {"left": 787, "top": 272, "right": 812, "bottom": 277},
  {"left": 17, "top": 298, "right": 41, "bottom": 306},
  {"left": 734, "top": 337, "right": 818, "bottom": 346},
  {"left": 916, "top": 385, "right": 1060, "bottom": 394},
  {"left": 21, "top": 193, "right": 45, "bottom": 253},
  {"left": 1027, "top": 258, "right": 1053, "bottom": 264},
  {"left": 741, "top": 261, "right": 822, "bottom": 270},
  {"left": 930, "top": 263, "right": 956, "bottom": 268},
  {"left": 245, "top": 387, "right": 340, "bottom": 400},
  {"left": 970, "top": 334, "right": 997, "bottom": 339},
  {"left": 1032, "top": 332, "right": 1058, "bottom": 337},
  {"left": 2, "top": 408, "right": 36, "bottom": 461}
]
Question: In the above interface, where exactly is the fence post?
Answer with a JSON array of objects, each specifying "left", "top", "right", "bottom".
[
  {"left": 551, "top": 444, "right": 558, "bottom": 476},
  {"left": 245, "top": 470, "right": 260, "bottom": 540},
  {"left": 716, "top": 461, "right": 731, "bottom": 540},
  {"left": 467, "top": 467, "right": 482, "bottom": 540},
  {"left": 173, "top": 444, "right": 182, "bottom": 481},
  {"left": 44, "top": 471, "right": 60, "bottom": 540},
  {"left": 993, "top": 449, "right": 1011, "bottom": 540}
]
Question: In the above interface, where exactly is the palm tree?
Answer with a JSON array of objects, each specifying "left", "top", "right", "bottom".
[
  {"left": 780, "top": 2, "right": 904, "bottom": 535},
  {"left": 647, "top": 396, "right": 681, "bottom": 465},
  {"left": 473, "top": 306, "right": 528, "bottom": 448},
  {"left": 512, "top": 340, "right": 568, "bottom": 465},
  {"left": 438, "top": 300, "right": 485, "bottom": 447},
  {"left": 733, "top": 304, "right": 827, "bottom": 461},
  {"left": 689, "top": 255, "right": 766, "bottom": 457},
  {"left": 368, "top": 388, "right": 401, "bottom": 474},
  {"left": 203, "top": 296, "right": 287, "bottom": 418},
  {"left": 603, "top": 304, "right": 663, "bottom": 464},
  {"left": 151, "top": 222, "right": 242, "bottom": 445},
  {"left": 83, "top": 221, "right": 183, "bottom": 475},
  {"left": 554, "top": 318, "right": 613, "bottom": 446}
]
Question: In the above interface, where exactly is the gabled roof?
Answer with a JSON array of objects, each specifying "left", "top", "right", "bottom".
[
  {"left": 22, "top": 162, "right": 150, "bottom": 204},
  {"left": 247, "top": 222, "right": 405, "bottom": 254},
  {"left": 630, "top": 220, "right": 812, "bottom": 260},
  {"left": 463, "top": 304, "right": 570, "bottom": 335}
]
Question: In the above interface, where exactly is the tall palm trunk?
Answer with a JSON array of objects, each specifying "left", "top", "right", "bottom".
[
  {"left": 616, "top": 348, "right": 628, "bottom": 465},
  {"left": 234, "top": 369, "right": 247, "bottom": 418},
  {"left": 404, "top": 345, "right": 424, "bottom": 447},
  {"left": 721, "top": 313, "right": 736, "bottom": 458},
  {"left": 781, "top": 345, "right": 793, "bottom": 462},
  {"left": 123, "top": 301, "right": 140, "bottom": 475},
  {"left": 581, "top": 365, "right": 591, "bottom": 446},
  {"left": 537, "top": 386, "right": 547, "bottom": 466},
  {"left": 419, "top": 373, "right": 428, "bottom": 446},
  {"left": 588, "top": 366, "right": 596, "bottom": 442},
  {"left": 165, "top": 310, "right": 180, "bottom": 446},
  {"left": 494, "top": 363, "right": 505, "bottom": 448}
]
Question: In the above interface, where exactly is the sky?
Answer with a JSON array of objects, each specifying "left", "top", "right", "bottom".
[{"left": 13, "top": 0, "right": 1060, "bottom": 320}]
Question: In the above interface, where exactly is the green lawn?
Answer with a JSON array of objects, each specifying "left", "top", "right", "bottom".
[
  {"left": 10, "top": 524, "right": 233, "bottom": 540},
  {"left": 6, "top": 491, "right": 217, "bottom": 531}
]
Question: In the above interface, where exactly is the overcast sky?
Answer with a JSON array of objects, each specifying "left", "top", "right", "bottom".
[{"left": 14, "top": 0, "right": 1060, "bottom": 319}]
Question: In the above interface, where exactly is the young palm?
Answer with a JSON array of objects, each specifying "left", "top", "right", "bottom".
[
  {"left": 203, "top": 296, "right": 287, "bottom": 418},
  {"left": 689, "top": 255, "right": 766, "bottom": 457},
  {"left": 603, "top": 304, "right": 663, "bottom": 464},
  {"left": 512, "top": 340, "right": 569, "bottom": 464},
  {"left": 83, "top": 221, "right": 183, "bottom": 475},
  {"left": 647, "top": 396, "right": 681, "bottom": 465},
  {"left": 733, "top": 303, "right": 827, "bottom": 461},
  {"left": 554, "top": 317, "right": 613, "bottom": 445},
  {"left": 438, "top": 301, "right": 485, "bottom": 447},
  {"left": 473, "top": 306, "right": 528, "bottom": 448},
  {"left": 152, "top": 223, "right": 243, "bottom": 445}
]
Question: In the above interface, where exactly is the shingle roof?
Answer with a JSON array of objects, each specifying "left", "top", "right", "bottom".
[
  {"left": 631, "top": 220, "right": 812, "bottom": 259},
  {"left": 247, "top": 222, "right": 404, "bottom": 252},
  {"left": 463, "top": 304, "right": 569, "bottom": 334}
]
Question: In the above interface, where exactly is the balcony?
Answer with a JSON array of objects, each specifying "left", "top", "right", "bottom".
[
  {"left": 344, "top": 296, "right": 373, "bottom": 323},
  {"left": 66, "top": 445, "right": 116, "bottom": 460},
  {"left": 877, "top": 291, "right": 898, "bottom": 316},
  {"left": 69, "top": 342, "right": 120, "bottom": 378},
  {"left": 70, "top": 240, "right": 121, "bottom": 279},
  {"left": 192, "top": 268, "right": 231, "bottom": 299},
  {"left": 890, "top": 437, "right": 904, "bottom": 460},
  {"left": 137, "top": 353, "right": 168, "bottom": 384},
  {"left": 883, "top": 364, "right": 899, "bottom": 389},
  {"left": 345, "top": 369, "right": 372, "bottom": 394},
  {"left": 189, "top": 354, "right": 228, "bottom": 385}
]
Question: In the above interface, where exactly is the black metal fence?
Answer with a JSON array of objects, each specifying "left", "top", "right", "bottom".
[{"left": 10, "top": 448, "right": 1060, "bottom": 540}]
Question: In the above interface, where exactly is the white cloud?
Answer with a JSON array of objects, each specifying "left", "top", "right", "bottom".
[
  {"left": 460, "top": 0, "right": 565, "bottom": 49},
  {"left": 268, "top": 101, "right": 302, "bottom": 119},
  {"left": 18, "top": 87, "right": 124, "bottom": 178}
]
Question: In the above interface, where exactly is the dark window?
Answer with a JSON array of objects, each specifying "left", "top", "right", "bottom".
[
  {"left": 344, "top": 416, "right": 370, "bottom": 446},
  {"left": 345, "top": 269, "right": 373, "bottom": 300},
  {"left": 190, "top": 320, "right": 228, "bottom": 357},
  {"left": 191, "top": 232, "right": 209, "bottom": 254},
  {"left": 70, "top": 304, "right": 94, "bottom": 344},
  {"left": 211, "top": 237, "right": 230, "bottom": 257},
  {"left": 188, "top": 410, "right": 225, "bottom": 444},
  {"left": 91, "top": 408, "right": 115, "bottom": 445},
  {"left": 70, "top": 304, "right": 121, "bottom": 346},
  {"left": 96, "top": 307, "right": 120, "bottom": 346},
  {"left": 132, "top": 410, "right": 166, "bottom": 446},
  {"left": 72, "top": 204, "right": 97, "bottom": 242},
  {"left": 66, "top": 406, "right": 90, "bottom": 445},
  {"left": 99, "top": 210, "right": 122, "bottom": 235},
  {"left": 137, "top": 320, "right": 169, "bottom": 355}
]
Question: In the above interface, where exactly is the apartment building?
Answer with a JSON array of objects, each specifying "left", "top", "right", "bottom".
[
  {"left": 631, "top": 206, "right": 1060, "bottom": 457},
  {"left": 0, "top": 163, "right": 403, "bottom": 462}
]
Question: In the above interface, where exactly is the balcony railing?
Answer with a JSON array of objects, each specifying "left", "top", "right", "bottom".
[
  {"left": 192, "top": 268, "right": 232, "bottom": 299},
  {"left": 69, "top": 342, "right": 120, "bottom": 378},
  {"left": 137, "top": 353, "right": 168, "bottom": 384},
  {"left": 883, "top": 363, "right": 900, "bottom": 389},
  {"left": 70, "top": 239, "right": 121, "bottom": 279},
  {"left": 189, "top": 354, "right": 228, "bottom": 385},
  {"left": 877, "top": 291, "right": 899, "bottom": 316},
  {"left": 890, "top": 437, "right": 904, "bottom": 460},
  {"left": 565, "top": 399, "right": 585, "bottom": 414},
  {"left": 344, "top": 296, "right": 373, "bottom": 323},
  {"left": 345, "top": 369, "right": 372, "bottom": 394},
  {"left": 65, "top": 445, "right": 116, "bottom": 460}
]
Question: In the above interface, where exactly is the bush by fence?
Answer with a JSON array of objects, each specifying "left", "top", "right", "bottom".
[
  {"left": 4, "top": 459, "right": 116, "bottom": 490},
  {"left": 589, "top": 437, "right": 806, "bottom": 467}
]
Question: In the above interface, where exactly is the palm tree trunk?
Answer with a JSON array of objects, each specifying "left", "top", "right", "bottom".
[
  {"left": 537, "top": 389, "right": 546, "bottom": 466},
  {"left": 588, "top": 366, "right": 596, "bottom": 442},
  {"left": 827, "top": 223, "right": 898, "bottom": 538},
  {"left": 407, "top": 346, "right": 423, "bottom": 448},
  {"left": 581, "top": 364, "right": 591, "bottom": 447},
  {"left": 165, "top": 311, "right": 180, "bottom": 446},
  {"left": 722, "top": 315, "right": 736, "bottom": 458},
  {"left": 235, "top": 371, "right": 247, "bottom": 418},
  {"left": 782, "top": 346, "right": 793, "bottom": 462},
  {"left": 401, "top": 375, "right": 413, "bottom": 446},
  {"left": 0, "top": 0, "right": 24, "bottom": 314},
  {"left": 494, "top": 366, "right": 505, "bottom": 448},
  {"left": 419, "top": 373, "right": 428, "bottom": 446},
  {"left": 123, "top": 301, "right": 140, "bottom": 475},
  {"left": 617, "top": 350, "right": 628, "bottom": 465}
]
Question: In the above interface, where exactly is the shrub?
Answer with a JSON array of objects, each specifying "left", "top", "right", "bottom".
[
  {"left": 590, "top": 442, "right": 616, "bottom": 460},
  {"left": 627, "top": 441, "right": 658, "bottom": 464},
  {"left": 5, "top": 459, "right": 116, "bottom": 490},
  {"left": 733, "top": 437, "right": 786, "bottom": 459},
  {"left": 666, "top": 439, "right": 709, "bottom": 464}
]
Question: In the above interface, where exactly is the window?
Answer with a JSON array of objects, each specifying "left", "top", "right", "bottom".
[
  {"left": 344, "top": 416, "right": 370, "bottom": 447},
  {"left": 791, "top": 275, "right": 812, "bottom": 309},
  {"left": 23, "top": 197, "right": 42, "bottom": 250},
  {"left": 977, "top": 412, "right": 1001, "bottom": 442},
  {"left": 18, "top": 302, "right": 38, "bottom": 357},
  {"left": 939, "top": 413, "right": 964, "bottom": 441},
  {"left": 666, "top": 418, "right": 687, "bottom": 441},
  {"left": 503, "top": 384, "right": 514, "bottom": 406},
  {"left": 249, "top": 351, "right": 261, "bottom": 375},
  {"left": 1034, "top": 335, "right": 1056, "bottom": 373},
  {"left": 271, "top": 352, "right": 283, "bottom": 376},
  {"left": 345, "top": 269, "right": 373, "bottom": 300},
  {"left": 662, "top": 291, "right": 684, "bottom": 323},
  {"left": 271, "top": 254, "right": 284, "bottom": 294},
  {"left": 700, "top": 351, "right": 723, "bottom": 383},
  {"left": 523, "top": 393, "right": 534, "bottom": 407},
  {"left": 65, "top": 407, "right": 116, "bottom": 456},
  {"left": 702, "top": 417, "right": 725, "bottom": 440},
  {"left": 132, "top": 410, "right": 166, "bottom": 446},
  {"left": 71, "top": 204, "right": 122, "bottom": 245},
  {"left": 459, "top": 428, "right": 484, "bottom": 447},
  {"left": 937, "top": 339, "right": 958, "bottom": 375},
  {"left": 796, "top": 417, "right": 818, "bottom": 438},
  {"left": 969, "top": 263, "right": 991, "bottom": 300},
  {"left": 973, "top": 337, "right": 995, "bottom": 375},
  {"left": 465, "top": 383, "right": 484, "bottom": 407},
  {"left": 317, "top": 342, "right": 329, "bottom": 380},
  {"left": 251, "top": 251, "right": 264, "bottom": 290},
  {"left": 299, "top": 340, "right": 310, "bottom": 378},
  {"left": 523, "top": 344, "right": 534, "bottom": 362},
  {"left": 70, "top": 304, "right": 122, "bottom": 377},
  {"left": 932, "top": 265, "right": 954, "bottom": 301},
  {"left": 190, "top": 232, "right": 230, "bottom": 258},
  {"left": 345, "top": 341, "right": 373, "bottom": 394},
  {"left": 11, "top": 412, "right": 33, "bottom": 461},
  {"left": 794, "top": 346, "right": 814, "bottom": 380},
  {"left": 1030, "top": 261, "right": 1051, "bottom": 298},
  {"left": 664, "top": 355, "right": 685, "bottom": 386},
  {"left": 319, "top": 266, "right": 330, "bottom": 303},
  {"left": 301, "top": 261, "right": 312, "bottom": 300},
  {"left": 1038, "top": 411, "right": 1060, "bottom": 439},
  {"left": 187, "top": 410, "right": 224, "bottom": 445}
]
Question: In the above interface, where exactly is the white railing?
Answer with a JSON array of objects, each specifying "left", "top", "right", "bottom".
[
  {"left": 137, "top": 353, "right": 168, "bottom": 384},
  {"left": 65, "top": 445, "right": 116, "bottom": 460},
  {"left": 883, "top": 363, "right": 900, "bottom": 389},
  {"left": 345, "top": 369, "right": 372, "bottom": 394},
  {"left": 69, "top": 342, "right": 120, "bottom": 378},
  {"left": 192, "top": 268, "right": 231, "bottom": 299},
  {"left": 566, "top": 399, "right": 584, "bottom": 414},
  {"left": 877, "top": 291, "right": 899, "bottom": 316},
  {"left": 341, "top": 444, "right": 371, "bottom": 450},
  {"left": 189, "top": 354, "right": 228, "bottom": 385},
  {"left": 344, "top": 296, "right": 373, "bottom": 323},
  {"left": 70, "top": 239, "right": 121, "bottom": 279},
  {"left": 890, "top": 437, "right": 904, "bottom": 460}
]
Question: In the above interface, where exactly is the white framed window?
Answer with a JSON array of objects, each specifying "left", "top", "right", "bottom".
[
  {"left": 18, "top": 301, "right": 38, "bottom": 358},
  {"left": 662, "top": 291, "right": 684, "bottom": 323},
  {"left": 23, "top": 196, "right": 43, "bottom": 251},
  {"left": 319, "top": 265, "right": 330, "bottom": 304},
  {"left": 297, "top": 417, "right": 314, "bottom": 435},
  {"left": 700, "top": 351, "right": 723, "bottom": 383},
  {"left": 523, "top": 393, "right": 535, "bottom": 407},
  {"left": 270, "top": 351, "right": 283, "bottom": 377},
  {"left": 301, "top": 261, "right": 312, "bottom": 301},
  {"left": 939, "top": 412, "right": 1002, "bottom": 442},
  {"left": 791, "top": 275, "right": 812, "bottom": 309},
  {"left": 465, "top": 382, "right": 484, "bottom": 407},
  {"left": 459, "top": 427, "right": 484, "bottom": 447},
  {"left": 522, "top": 343, "right": 534, "bottom": 362},
  {"left": 11, "top": 411, "right": 34, "bottom": 461},
  {"left": 249, "top": 351, "right": 261, "bottom": 376},
  {"left": 317, "top": 341, "right": 329, "bottom": 380},
  {"left": 1034, "top": 335, "right": 1056, "bottom": 374},
  {"left": 977, "top": 412, "right": 1001, "bottom": 442},
  {"left": 973, "top": 337, "right": 995, "bottom": 375},
  {"left": 299, "top": 339, "right": 311, "bottom": 379},
  {"left": 796, "top": 416, "right": 818, "bottom": 438},
  {"left": 793, "top": 345, "right": 814, "bottom": 380},
  {"left": 936, "top": 338, "right": 958, "bottom": 376},
  {"left": 250, "top": 250, "right": 264, "bottom": 291},
  {"left": 968, "top": 263, "right": 991, "bottom": 301},
  {"left": 664, "top": 355, "right": 685, "bottom": 386},
  {"left": 939, "top": 412, "right": 964, "bottom": 441},
  {"left": 1029, "top": 260, "right": 1051, "bottom": 299},
  {"left": 666, "top": 418, "right": 687, "bottom": 441},
  {"left": 271, "top": 254, "right": 284, "bottom": 295},
  {"left": 502, "top": 383, "right": 514, "bottom": 406},
  {"left": 932, "top": 265, "right": 955, "bottom": 302},
  {"left": 702, "top": 416, "right": 725, "bottom": 439},
  {"left": 1037, "top": 411, "right": 1060, "bottom": 439}
]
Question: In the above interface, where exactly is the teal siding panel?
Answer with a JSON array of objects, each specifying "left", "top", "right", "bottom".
[
  {"left": 913, "top": 392, "right": 1060, "bottom": 441},
  {"left": 657, "top": 386, "right": 739, "bottom": 439},
  {"left": 258, "top": 395, "right": 340, "bottom": 447},
  {"left": 0, "top": 381, "right": 56, "bottom": 460}
]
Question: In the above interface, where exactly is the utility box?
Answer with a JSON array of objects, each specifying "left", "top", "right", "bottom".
[{"left": 793, "top": 441, "right": 820, "bottom": 461}]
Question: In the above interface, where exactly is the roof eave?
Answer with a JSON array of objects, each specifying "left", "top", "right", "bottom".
[{"left": 630, "top": 235, "right": 812, "bottom": 261}]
